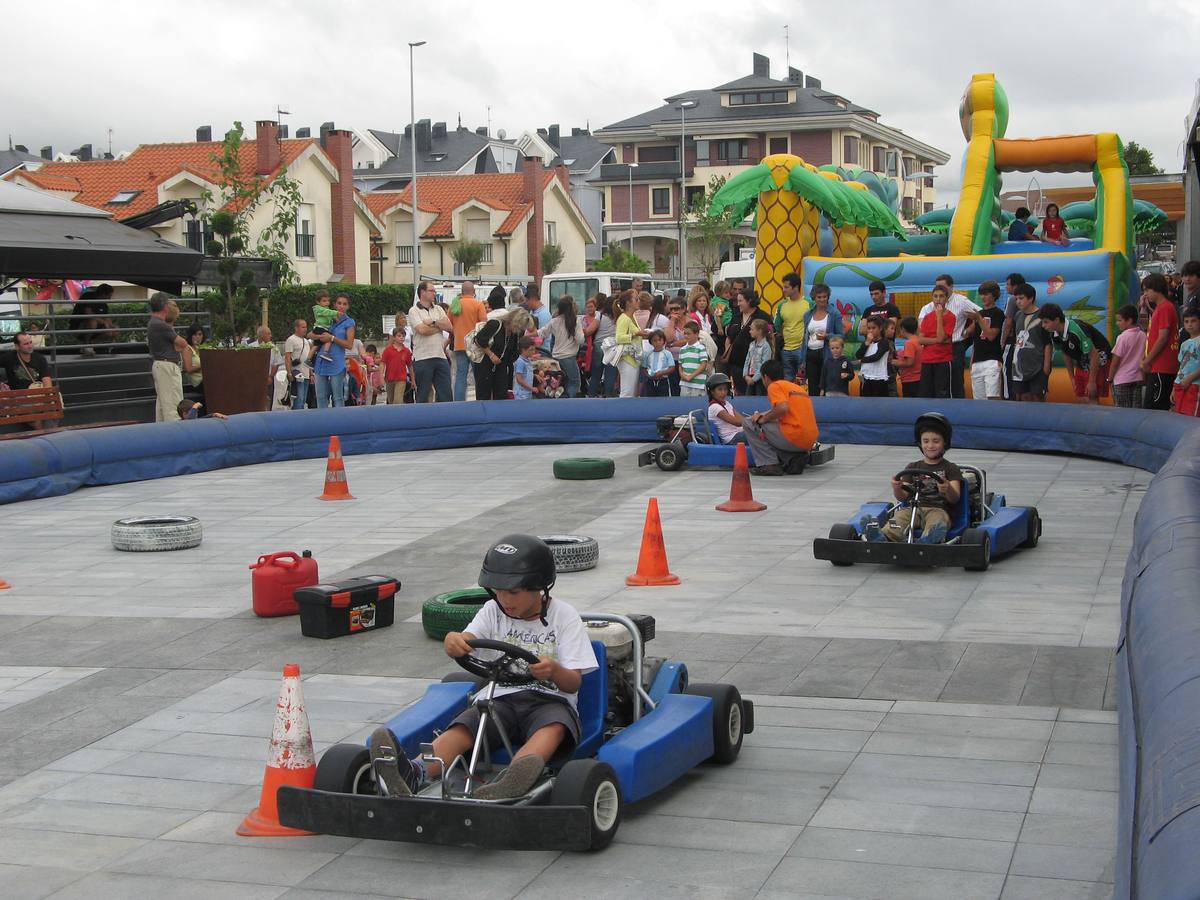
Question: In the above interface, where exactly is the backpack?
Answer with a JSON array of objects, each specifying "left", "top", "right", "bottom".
[{"left": 464, "top": 320, "right": 490, "bottom": 363}]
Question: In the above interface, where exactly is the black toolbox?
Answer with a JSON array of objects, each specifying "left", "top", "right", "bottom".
[{"left": 294, "top": 575, "right": 399, "bottom": 639}]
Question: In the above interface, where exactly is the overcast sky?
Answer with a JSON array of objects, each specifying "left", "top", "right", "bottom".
[{"left": 4, "top": 0, "right": 1198, "bottom": 205}]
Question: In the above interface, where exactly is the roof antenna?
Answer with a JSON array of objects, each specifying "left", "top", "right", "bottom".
[
  {"left": 486, "top": 105, "right": 492, "bottom": 137},
  {"left": 107, "top": 128, "right": 113, "bottom": 156},
  {"left": 457, "top": 112, "right": 462, "bottom": 129},
  {"left": 784, "top": 24, "right": 790, "bottom": 71}
]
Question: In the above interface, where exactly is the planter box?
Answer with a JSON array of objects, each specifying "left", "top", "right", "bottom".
[{"left": 198, "top": 348, "right": 270, "bottom": 415}]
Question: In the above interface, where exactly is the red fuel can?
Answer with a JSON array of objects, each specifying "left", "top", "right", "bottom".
[{"left": 250, "top": 551, "right": 319, "bottom": 618}]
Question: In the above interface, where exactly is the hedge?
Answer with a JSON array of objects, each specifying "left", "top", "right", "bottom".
[{"left": 265, "top": 283, "right": 414, "bottom": 341}]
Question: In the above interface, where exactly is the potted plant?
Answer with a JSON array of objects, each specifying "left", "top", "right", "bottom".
[{"left": 197, "top": 342, "right": 273, "bottom": 415}]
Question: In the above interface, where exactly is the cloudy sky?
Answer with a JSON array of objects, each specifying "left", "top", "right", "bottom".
[{"left": 4, "top": 0, "right": 1198, "bottom": 204}]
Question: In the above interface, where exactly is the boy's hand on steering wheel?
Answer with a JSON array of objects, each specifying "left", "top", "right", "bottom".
[
  {"left": 528, "top": 656, "right": 558, "bottom": 680},
  {"left": 443, "top": 631, "right": 473, "bottom": 658},
  {"left": 936, "top": 480, "right": 953, "bottom": 497}
]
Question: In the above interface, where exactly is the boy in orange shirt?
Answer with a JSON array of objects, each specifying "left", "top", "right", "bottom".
[{"left": 743, "top": 359, "right": 819, "bottom": 475}]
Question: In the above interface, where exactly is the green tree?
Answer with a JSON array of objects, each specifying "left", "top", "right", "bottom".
[
  {"left": 1124, "top": 141, "right": 1164, "bottom": 176},
  {"left": 541, "top": 242, "right": 565, "bottom": 276},
  {"left": 450, "top": 239, "right": 485, "bottom": 276},
  {"left": 685, "top": 174, "right": 738, "bottom": 281},
  {"left": 593, "top": 243, "right": 650, "bottom": 274}
]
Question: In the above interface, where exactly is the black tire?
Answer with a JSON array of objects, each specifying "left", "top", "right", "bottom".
[
  {"left": 550, "top": 759, "right": 623, "bottom": 850},
  {"left": 553, "top": 458, "right": 616, "bottom": 481},
  {"left": 421, "top": 588, "right": 491, "bottom": 641},
  {"left": 314, "top": 743, "right": 376, "bottom": 795},
  {"left": 111, "top": 516, "right": 202, "bottom": 552},
  {"left": 828, "top": 523, "right": 859, "bottom": 566},
  {"left": 685, "top": 682, "right": 746, "bottom": 764},
  {"left": 655, "top": 442, "right": 686, "bottom": 472},
  {"left": 537, "top": 535, "right": 600, "bottom": 572},
  {"left": 962, "top": 528, "right": 992, "bottom": 572},
  {"left": 1021, "top": 508, "right": 1041, "bottom": 549}
]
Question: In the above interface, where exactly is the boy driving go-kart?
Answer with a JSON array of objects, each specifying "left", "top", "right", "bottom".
[
  {"left": 861, "top": 412, "right": 962, "bottom": 544},
  {"left": 369, "top": 534, "right": 597, "bottom": 801}
]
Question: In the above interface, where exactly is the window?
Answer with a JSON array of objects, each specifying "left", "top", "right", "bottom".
[
  {"left": 714, "top": 140, "right": 750, "bottom": 164},
  {"left": 872, "top": 147, "right": 886, "bottom": 173},
  {"left": 638, "top": 145, "right": 677, "bottom": 163},
  {"left": 397, "top": 244, "right": 419, "bottom": 265},
  {"left": 842, "top": 135, "right": 858, "bottom": 165},
  {"left": 108, "top": 190, "right": 140, "bottom": 204},
  {"left": 885, "top": 151, "right": 899, "bottom": 178},
  {"left": 924, "top": 202, "right": 934, "bottom": 214},
  {"left": 769, "top": 137, "right": 788, "bottom": 155},
  {"left": 295, "top": 203, "right": 315, "bottom": 258},
  {"left": 902, "top": 157, "right": 916, "bottom": 178},
  {"left": 684, "top": 185, "right": 705, "bottom": 211},
  {"left": 480, "top": 243, "right": 494, "bottom": 263},
  {"left": 184, "top": 219, "right": 213, "bottom": 254},
  {"left": 545, "top": 221, "right": 557, "bottom": 245},
  {"left": 652, "top": 188, "right": 670, "bottom": 215},
  {"left": 695, "top": 140, "right": 709, "bottom": 166},
  {"left": 547, "top": 279, "right": 599, "bottom": 313},
  {"left": 728, "top": 90, "right": 788, "bottom": 106}
]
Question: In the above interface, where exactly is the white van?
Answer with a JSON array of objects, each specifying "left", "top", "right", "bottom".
[
  {"left": 717, "top": 258, "right": 755, "bottom": 285},
  {"left": 541, "top": 272, "right": 655, "bottom": 313}
]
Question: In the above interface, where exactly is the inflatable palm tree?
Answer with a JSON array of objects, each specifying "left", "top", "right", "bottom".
[{"left": 709, "top": 153, "right": 904, "bottom": 315}]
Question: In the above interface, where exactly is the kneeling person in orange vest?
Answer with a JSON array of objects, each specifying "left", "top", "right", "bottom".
[{"left": 743, "top": 359, "right": 820, "bottom": 476}]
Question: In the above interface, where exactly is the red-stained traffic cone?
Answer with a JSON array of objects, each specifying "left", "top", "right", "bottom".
[
  {"left": 716, "top": 443, "right": 768, "bottom": 513},
  {"left": 317, "top": 436, "right": 355, "bottom": 501},
  {"left": 626, "top": 497, "right": 680, "bottom": 586},
  {"left": 0, "top": 578, "right": 9, "bottom": 590},
  {"left": 238, "top": 663, "right": 316, "bottom": 837}
]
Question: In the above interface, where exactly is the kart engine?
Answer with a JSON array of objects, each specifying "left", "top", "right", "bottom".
[{"left": 586, "top": 615, "right": 660, "bottom": 733}]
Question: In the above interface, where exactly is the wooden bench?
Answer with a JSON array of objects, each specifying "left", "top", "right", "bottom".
[{"left": 0, "top": 386, "right": 135, "bottom": 440}]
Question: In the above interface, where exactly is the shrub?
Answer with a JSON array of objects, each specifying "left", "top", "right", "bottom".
[{"left": 265, "top": 283, "right": 415, "bottom": 341}]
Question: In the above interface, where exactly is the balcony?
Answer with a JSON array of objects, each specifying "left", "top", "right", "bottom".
[{"left": 596, "top": 162, "right": 693, "bottom": 183}]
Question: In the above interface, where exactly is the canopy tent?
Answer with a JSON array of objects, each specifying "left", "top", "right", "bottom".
[{"left": 0, "top": 181, "right": 202, "bottom": 294}]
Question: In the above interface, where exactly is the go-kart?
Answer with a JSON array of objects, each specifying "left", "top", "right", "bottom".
[
  {"left": 638, "top": 408, "right": 835, "bottom": 473},
  {"left": 277, "top": 613, "right": 753, "bottom": 851},
  {"left": 812, "top": 464, "right": 1040, "bottom": 570}
]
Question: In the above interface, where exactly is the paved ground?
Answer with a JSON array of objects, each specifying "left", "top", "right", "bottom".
[{"left": 0, "top": 440, "right": 1139, "bottom": 899}]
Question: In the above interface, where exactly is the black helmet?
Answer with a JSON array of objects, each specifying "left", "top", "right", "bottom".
[
  {"left": 478, "top": 534, "right": 557, "bottom": 594},
  {"left": 706, "top": 372, "right": 732, "bottom": 393},
  {"left": 914, "top": 412, "right": 952, "bottom": 450}
]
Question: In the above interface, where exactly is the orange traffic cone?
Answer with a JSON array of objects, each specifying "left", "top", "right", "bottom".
[
  {"left": 0, "top": 579, "right": 9, "bottom": 590},
  {"left": 238, "top": 663, "right": 316, "bottom": 837},
  {"left": 626, "top": 497, "right": 680, "bottom": 586},
  {"left": 317, "top": 435, "right": 355, "bottom": 501},
  {"left": 716, "top": 444, "right": 768, "bottom": 513}
]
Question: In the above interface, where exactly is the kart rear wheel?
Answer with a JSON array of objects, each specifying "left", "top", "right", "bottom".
[
  {"left": 962, "top": 528, "right": 991, "bottom": 572},
  {"left": 550, "top": 759, "right": 623, "bottom": 850},
  {"left": 828, "top": 523, "right": 859, "bottom": 566},
  {"left": 314, "top": 743, "right": 376, "bottom": 795},
  {"left": 655, "top": 442, "right": 686, "bottom": 472},
  {"left": 1021, "top": 508, "right": 1041, "bottom": 549},
  {"left": 686, "top": 682, "right": 746, "bottom": 764}
]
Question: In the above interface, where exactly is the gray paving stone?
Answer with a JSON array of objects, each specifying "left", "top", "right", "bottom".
[
  {"left": 515, "top": 870, "right": 755, "bottom": 900},
  {"left": 1010, "top": 842, "right": 1116, "bottom": 883},
  {"left": 43, "top": 773, "right": 247, "bottom": 811},
  {"left": 860, "top": 666, "right": 953, "bottom": 700},
  {"left": 44, "top": 872, "right": 287, "bottom": 900},
  {"left": 786, "top": 665, "right": 881, "bottom": 698},
  {"left": 847, "top": 752, "right": 1041, "bottom": 787},
  {"left": 831, "top": 773, "right": 1032, "bottom": 812},
  {"left": 999, "top": 874, "right": 1112, "bottom": 899},
  {"left": 105, "top": 840, "right": 338, "bottom": 887},
  {"left": 878, "top": 712, "right": 1054, "bottom": 741},
  {"left": 2, "top": 798, "right": 198, "bottom": 839},
  {"left": 788, "top": 826, "right": 1013, "bottom": 873},
  {"left": 862, "top": 731, "right": 1048, "bottom": 763},
  {"left": 762, "top": 856, "right": 1006, "bottom": 900},
  {"left": 1019, "top": 813, "right": 1118, "bottom": 849},
  {"left": 808, "top": 798, "right": 1025, "bottom": 842},
  {"left": 0, "top": 826, "right": 146, "bottom": 871},
  {"left": 750, "top": 705, "right": 886, "bottom": 731},
  {"left": 297, "top": 854, "right": 542, "bottom": 899},
  {"left": 1035, "top": 763, "right": 1119, "bottom": 792},
  {"left": 0, "top": 863, "right": 85, "bottom": 900},
  {"left": 615, "top": 812, "right": 802, "bottom": 854},
  {"left": 1028, "top": 786, "right": 1118, "bottom": 818}
]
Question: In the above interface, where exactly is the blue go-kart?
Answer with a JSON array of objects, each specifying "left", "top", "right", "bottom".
[
  {"left": 638, "top": 408, "right": 836, "bottom": 474},
  {"left": 812, "top": 464, "right": 1041, "bottom": 570},
  {"left": 277, "top": 613, "right": 753, "bottom": 851}
]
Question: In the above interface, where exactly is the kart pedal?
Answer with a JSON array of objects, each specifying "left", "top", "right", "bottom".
[{"left": 419, "top": 742, "right": 435, "bottom": 758}]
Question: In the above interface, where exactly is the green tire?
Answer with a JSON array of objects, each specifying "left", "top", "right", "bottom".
[
  {"left": 421, "top": 588, "right": 491, "bottom": 641},
  {"left": 552, "top": 457, "right": 615, "bottom": 480}
]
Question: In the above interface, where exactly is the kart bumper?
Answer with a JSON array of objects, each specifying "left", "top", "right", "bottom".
[
  {"left": 808, "top": 444, "right": 836, "bottom": 467},
  {"left": 276, "top": 786, "right": 593, "bottom": 850},
  {"left": 812, "top": 537, "right": 987, "bottom": 568}
]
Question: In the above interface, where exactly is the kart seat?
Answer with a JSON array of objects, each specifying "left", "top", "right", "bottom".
[
  {"left": 691, "top": 408, "right": 718, "bottom": 445},
  {"left": 573, "top": 640, "right": 608, "bottom": 758},
  {"left": 947, "top": 473, "right": 973, "bottom": 540}
]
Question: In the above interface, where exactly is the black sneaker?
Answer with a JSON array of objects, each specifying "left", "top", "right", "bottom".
[{"left": 369, "top": 727, "right": 422, "bottom": 797}]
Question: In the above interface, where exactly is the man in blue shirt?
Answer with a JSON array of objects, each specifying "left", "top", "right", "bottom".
[{"left": 313, "top": 293, "right": 356, "bottom": 407}]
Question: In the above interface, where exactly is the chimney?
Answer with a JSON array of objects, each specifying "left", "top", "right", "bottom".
[
  {"left": 475, "top": 126, "right": 488, "bottom": 137},
  {"left": 324, "top": 129, "right": 357, "bottom": 283},
  {"left": 432, "top": 121, "right": 447, "bottom": 140},
  {"left": 805, "top": 75, "right": 822, "bottom": 89},
  {"left": 536, "top": 127, "right": 548, "bottom": 137},
  {"left": 255, "top": 120, "right": 281, "bottom": 175},
  {"left": 752, "top": 52, "right": 770, "bottom": 78},
  {"left": 40, "top": 146, "right": 52, "bottom": 160},
  {"left": 74, "top": 144, "right": 93, "bottom": 161},
  {"left": 279, "top": 124, "right": 289, "bottom": 139},
  {"left": 319, "top": 121, "right": 335, "bottom": 147},
  {"left": 571, "top": 127, "right": 587, "bottom": 137},
  {"left": 296, "top": 126, "right": 311, "bottom": 138},
  {"left": 416, "top": 119, "right": 432, "bottom": 152},
  {"left": 403, "top": 124, "right": 412, "bottom": 138},
  {"left": 15, "top": 144, "right": 28, "bottom": 153},
  {"left": 196, "top": 125, "right": 212, "bottom": 142},
  {"left": 521, "top": 156, "right": 545, "bottom": 281},
  {"left": 787, "top": 67, "right": 804, "bottom": 84},
  {"left": 554, "top": 162, "right": 570, "bottom": 189},
  {"left": 548, "top": 124, "right": 560, "bottom": 149}
]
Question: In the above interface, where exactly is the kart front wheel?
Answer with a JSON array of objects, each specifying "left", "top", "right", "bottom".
[
  {"left": 655, "top": 442, "right": 686, "bottom": 472},
  {"left": 686, "top": 682, "right": 746, "bottom": 764},
  {"left": 828, "top": 523, "right": 859, "bottom": 566},
  {"left": 551, "top": 759, "right": 623, "bottom": 850},
  {"left": 314, "top": 743, "right": 376, "bottom": 795},
  {"left": 1021, "top": 508, "right": 1041, "bottom": 549},
  {"left": 962, "top": 528, "right": 992, "bottom": 572}
]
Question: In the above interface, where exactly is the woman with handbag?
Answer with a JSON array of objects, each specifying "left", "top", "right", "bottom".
[
  {"left": 614, "top": 290, "right": 648, "bottom": 398},
  {"left": 589, "top": 294, "right": 618, "bottom": 397},
  {"left": 471, "top": 307, "right": 533, "bottom": 400}
]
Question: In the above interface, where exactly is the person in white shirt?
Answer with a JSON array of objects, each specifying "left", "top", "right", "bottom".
[
  {"left": 409, "top": 280, "right": 454, "bottom": 402},
  {"left": 283, "top": 319, "right": 313, "bottom": 410},
  {"left": 918, "top": 274, "right": 979, "bottom": 399}
]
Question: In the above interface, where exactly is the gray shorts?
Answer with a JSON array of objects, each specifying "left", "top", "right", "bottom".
[{"left": 450, "top": 690, "right": 581, "bottom": 762}]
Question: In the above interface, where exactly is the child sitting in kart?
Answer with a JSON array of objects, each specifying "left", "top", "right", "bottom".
[
  {"left": 706, "top": 372, "right": 747, "bottom": 444},
  {"left": 370, "top": 535, "right": 597, "bottom": 800},
  {"left": 861, "top": 412, "right": 962, "bottom": 544}
]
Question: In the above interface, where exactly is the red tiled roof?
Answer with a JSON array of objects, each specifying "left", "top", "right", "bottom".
[
  {"left": 3, "top": 139, "right": 315, "bottom": 220},
  {"left": 363, "top": 171, "right": 557, "bottom": 239}
]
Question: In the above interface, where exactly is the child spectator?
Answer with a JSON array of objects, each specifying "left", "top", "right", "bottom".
[
  {"left": 1008, "top": 207, "right": 1039, "bottom": 242},
  {"left": 1040, "top": 203, "right": 1069, "bottom": 246},
  {"left": 742, "top": 319, "right": 773, "bottom": 395},
  {"left": 917, "top": 284, "right": 955, "bottom": 398},
  {"left": 1010, "top": 284, "right": 1051, "bottom": 402},
  {"left": 861, "top": 412, "right": 962, "bottom": 544},
  {"left": 1175, "top": 307, "right": 1200, "bottom": 416},
  {"left": 1140, "top": 273, "right": 1180, "bottom": 410},
  {"left": 884, "top": 320, "right": 900, "bottom": 397},
  {"left": 363, "top": 344, "right": 382, "bottom": 405},
  {"left": 706, "top": 372, "right": 747, "bottom": 444},
  {"left": 1107, "top": 304, "right": 1145, "bottom": 408},
  {"left": 513, "top": 337, "right": 539, "bottom": 400},
  {"left": 1039, "top": 302, "right": 1112, "bottom": 404},
  {"left": 855, "top": 318, "right": 891, "bottom": 397},
  {"left": 894, "top": 316, "right": 923, "bottom": 397},
  {"left": 964, "top": 280, "right": 1005, "bottom": 400},
  {"left": 310, "top": 289, "right": 336, "bottom": 364},
  {"left": 822, "top": 337, "right": 853, "bottom": 396},
  {"left": 380, "top": 327, "right": 412, "bottom": 405},
  {"left": 641, "top": 330, "right": 675, "bottom": 397},
  {"left": 678, "top": 320, "right": 710, "bottom": 397},
  {"left": 177, "top": 400, "right": 228, "bottom": 421}
]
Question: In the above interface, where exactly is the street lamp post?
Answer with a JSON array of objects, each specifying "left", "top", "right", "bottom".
[
  {"left": 408, "top": 40, "right": 426, "bottom": 289},
  {"left": 627, "top": 161, "right": 638, "bottom": 253},
  {"left": 677, "top": 100, "right": 696, "bottom": 283}
]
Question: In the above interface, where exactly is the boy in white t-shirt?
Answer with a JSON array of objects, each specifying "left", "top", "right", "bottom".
[
  {"left": 705, "top": 373, "right": 747, "bottom": 444},
  {"left": 370, "top": 535, "right": 597, "bottom": 801}
]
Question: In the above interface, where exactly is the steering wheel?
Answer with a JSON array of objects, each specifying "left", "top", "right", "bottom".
[
  {"left": 455, "top": 638, "right": 541, "bottom": 686},
  {"left": 894, "top": 467, "right": 945, "bottom": 498}
]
